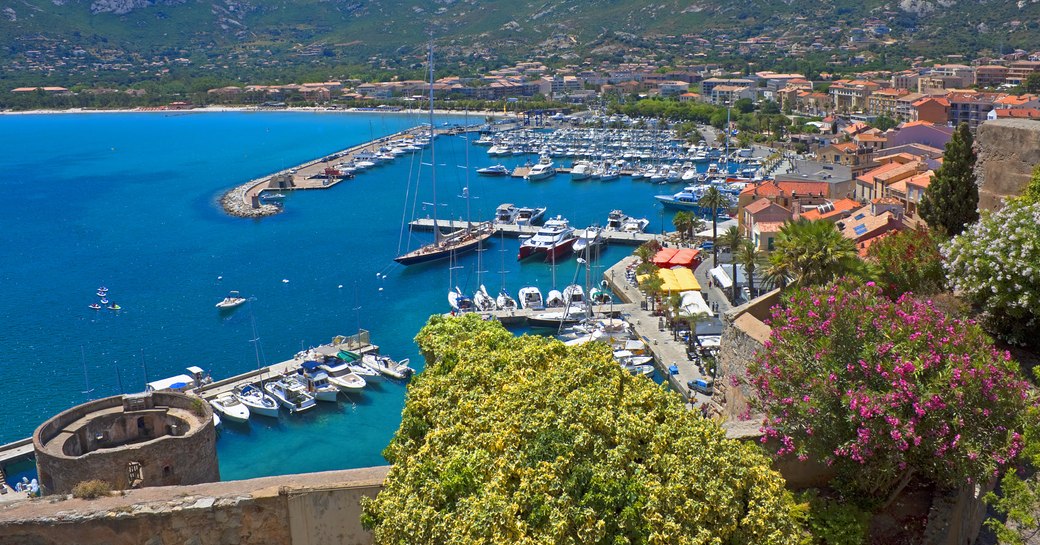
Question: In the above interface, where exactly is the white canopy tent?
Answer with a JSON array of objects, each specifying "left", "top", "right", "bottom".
[
  {"left": 709, "top": 264, "right": 748, "bottom": 290},
  {"left": 679, "top": 290, "right": 713, "bottom": 318},
  {"left": 695, "top": 218, "right": 738, "bottom": 238}
]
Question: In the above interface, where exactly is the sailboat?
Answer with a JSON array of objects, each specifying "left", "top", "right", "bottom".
[{"left": 394, "top": 44, "right": 494, "bottom": 266}]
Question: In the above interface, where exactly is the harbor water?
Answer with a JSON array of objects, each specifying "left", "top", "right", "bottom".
[{"left": 0, "top": 112, "right": 718, "bottom": 482}]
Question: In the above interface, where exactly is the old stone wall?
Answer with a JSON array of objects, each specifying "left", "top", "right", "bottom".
[
  {"left": 975, "top": 118, "right": 1040, "bottom": 211},
  {"left": 0, "top": 466, "right": 388, "bottom": 545},
  {"left": 716, "top": 289, "right": 779, "bottom": 421}
]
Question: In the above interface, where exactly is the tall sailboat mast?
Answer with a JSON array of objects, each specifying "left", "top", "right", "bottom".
[{"left": 427, "top": 42, "right": 440, "bottom": 246}]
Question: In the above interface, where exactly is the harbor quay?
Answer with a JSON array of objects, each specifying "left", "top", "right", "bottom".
[
  {"left": 220, "top": 123, "right": 482, "bottom": 218},
  {"left": 602, "top": 255, "right": 720, "bottom": 409},
  {"left": 409, "top": 218, "right": 661, "bottom": 246}
]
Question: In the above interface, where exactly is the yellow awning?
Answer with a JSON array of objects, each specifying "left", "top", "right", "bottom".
[{"left": 637, "top": 268, "right": 701, "bottom": 294}]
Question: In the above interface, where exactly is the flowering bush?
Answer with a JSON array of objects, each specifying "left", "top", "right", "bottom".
[
  {"left": 866, "top": 228, "right": 945, "bottom": 299},
  {"left": 943, "top": 200, "right": 1040, "bottom": 346},
  {"left": 748, "top": 279, "right": 1031, "bottom": 500}
]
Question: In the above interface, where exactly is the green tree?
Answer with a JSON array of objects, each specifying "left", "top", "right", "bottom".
[
  {"left": 764, "top": 219, "right": 868, "bottom": 288},
  {"left": 720, "top": 226, "right": 743, "bottom": 302},
  {"left": 919, "top": 122, "right": 979, "bottom": 237},
  {"left": 865, "top": 228, "right": 945, "bottom": 298},
  {"left": 639, "top": 270, "right": 665, "bottom": 311},
  {"left": 735, "top": 240, "right": 762, "bottom": 298},
  {"left": 698, "top": 186, "right": 729, "bottom": 267},
  {"left": 362, "top": 315, "right": 810, "bottom": 545},
  {"left": 734, "top": 97, "right": 755, "bottom": 114},
  {"left": 1026, "top": 72, "right": 1040, "bottom": 94},
  {"left": 1016, "top": 163, "right": 1040, "bottom": 205},
  {"left": 873, "top": 115, "right": 898, "bottom": 131},
  {"left": 672, "top": 210, "right": 693, "bottom": 241}
]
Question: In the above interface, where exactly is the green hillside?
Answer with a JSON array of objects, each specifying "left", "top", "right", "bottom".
[{"left": 3, "top": 0, "right": 1040, "bottom": 85}]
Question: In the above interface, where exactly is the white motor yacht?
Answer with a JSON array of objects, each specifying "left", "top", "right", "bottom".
[
  {"left": 545, "top": 289, "right": 565, "bottom": 308},
  {"left": 264, "top": 377, "right": 317, "bottom": 413},
  {"left": 233, "top": 384, "right": 280, "bottom": 418},
  {"left": 515, "top": 207, "right": 547, "bottom": 226},
  {"left": 292, "top": 365, "right": 340, "bottom": 402},
  {"left": 524, "top": 157, "right": 557, "bottom": 181},
  {"left": 570, "top": 161, "right": 592, "bottom": 181},
  {"left": 318, "top": 359, "right": 368, "bottom": 390},
  {"left": 216, "top": 290, "right": 247, "bottom": 309},
  {"left": 209, "top": 392, "right": 250, "bottom": 423},
  {"left": 518, "top": 216, "right": 576, "bottom": 261},
  {"left": 572, "top": 226, "right": 605, "bottom": 257}
]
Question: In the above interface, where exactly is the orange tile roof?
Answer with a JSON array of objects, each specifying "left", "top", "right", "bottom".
[
  {"left": 740, "top": 180, "right": 832, "bottom": 198},
  {"left": 800, "top": 198, "right": 860, "bottom": 222},
  {"left": 905, "top": 171, "right": 933, "bottom": 189},
  {"left": 745, "top": 198, "right": 780, "bottom": 214},
  {"left": 901, "top": 120, "right": 935, "bottom": 128},
  {"left": 856, "top": 161, "right": 905, "bottom": 184},
  {"left": 995, "top": 108, "right": 1040, "bottom": 119},
  {"left": 755, "top": 222, "right": 785, "bottom": 233},
  {"left": 830, "top": 142, "right": 860, "bottom": 153},
  {"left": 913, "top": 97, "right": 950, "bottom": 107}
]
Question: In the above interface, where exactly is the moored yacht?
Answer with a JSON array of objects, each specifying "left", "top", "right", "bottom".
[
  {"left": 318, "top": 358, "right": 368, "bottom": 391},
  {"left": 515, "top": 207, "right": 547, "bottom": 226},
  {"left": 517, "top": 216, "right": 576, "bottom": 261},
  {"left": 523, "top": 157, "right": 557, "bottom": 181},
  {"left": 233, "top": 384, "right": 280, "bottom": 418},
  {"left": 264, "top": 376, "right": 317, "bottom": 413},
  {"left": 209, "top": 392, "right": 250, "bottom": 423},
  {"left": 477, "top": 164, "right": 510, "bottom": 176},
  {"left": 572, "top": 226, "right": 605, "bottom": 257},
  {"left": 518, "top": 286, "right": 545, "bottom": 310},
  {"left": 494, "top": 203, "right": 519, "bottom": 224},
  {"left": 361, "top": 354, "right": 414, "bottom": 380}
]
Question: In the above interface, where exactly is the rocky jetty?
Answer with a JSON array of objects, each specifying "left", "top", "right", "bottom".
[{"left": 220, "top": 183, "right": 283, "bottom": 218}]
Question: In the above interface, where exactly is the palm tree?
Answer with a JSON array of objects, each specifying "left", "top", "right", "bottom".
[
  {"left": 698, "top": 186, "right": 729, "bottom": 267},
  {"left": 672, "top": 211, "right": 692, "bottom": 241},
  {"left": 767, "top": 219, "right": 867, "bottom": 287},
  {"left": 638, "top": 272, "right": 664, "bottom": 311},
  {"left": 734, "top": 240, "right": 762, "bottom": 298},
  {"left": 719, "top": 226, "right": 743, "bottom": 302}
]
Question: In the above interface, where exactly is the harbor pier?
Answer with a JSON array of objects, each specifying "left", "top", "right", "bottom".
[{"left": 408, "top": 219, "right": 661, "bottom": 246}]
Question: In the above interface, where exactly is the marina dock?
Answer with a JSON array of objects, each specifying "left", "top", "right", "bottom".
[
  {"left": 408, "top": 219, "right": 661, "bottom": 246},
  {"left": 476, "top": 303, "right": 635, "bottom": 325},
  {"left": 221, "top": 124, "right": 482, "bottom": 218}
]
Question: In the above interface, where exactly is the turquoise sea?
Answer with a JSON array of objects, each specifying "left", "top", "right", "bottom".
[{"left": 0, "top": 111, "right": 702, "bottom": 484}]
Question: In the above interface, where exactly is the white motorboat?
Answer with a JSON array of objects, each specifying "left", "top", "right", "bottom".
[
  {"left": 621, "top": 216, "right": 651, "bottom": 233},
  {"left": 523, "top": 158, "right": 556, "bottom": 181},
  {"left": 518, "top": 286, "right": 544, "bottom": 310},
  {"left": 317, "top": 359, "right": 368, "bottom": 390},
  {"left": 572, "top": 226, "right": 605, "bottom": 257},
  {"left": 515, "top": 207, "right": 547, "bottom": 226},
  {"left": 264, "top": 377, "right": 317, "bottom": 413},
  {"left": 477, "top": 164, "right": 510, "bottom": 176},
  {"left": 209, "top": 392, "right": 250, "bottom": 423},
  {"left": 517, "top": 216, "right": 576, "bottom": 261},
  {"left": 563, "top": 284, "right": 586, "bottom": 307},
  {"left": 570, "top": 161, "right": 592, "bottom": 181},
  {"left": 496, "top": 289, "right": 518, "bottom": 310},
  {"left": 216, "top": 290, "right": 247, "bottom": 309},
  {"left": 474, "top": 285, "right": 497, "bottom": 311},
  {"left": 289, "top": 368, "right": 339, "bottom": 402},
  {"left": 494, "top": 203, "right": 519, "bottom": 224},
  {"left": 528, "top": 307, "right": 587, "bottom": 328},
  {"left": 335, "top": 350, "right": 380, "bottom": 379},
  {"left": 233, "top": 384, "right": 280, "bottom": 418},
  {"left": 362, "top": 353, "right": 414, "bottom": 380},
  {"left": 145, "top": 366, "right": 212, "bottom": 393},
  {"left": 545, "top": 289, "right": 565, "bottom": 308}
]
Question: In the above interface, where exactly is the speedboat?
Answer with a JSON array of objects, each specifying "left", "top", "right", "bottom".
[
  {"left": 474, "top": 285, "right": 497, "bottom": 311},
  {"left": 545, "top": 289, "right": 565, "bottom": 308},
  {"left": 515, "top": 207, "right": 547, "bottom": 226},
  {"left": 361, "top": 354, "right": 414, "bottom": 380},
  {"left": 317, "top": 358, "right": 368, "bottom": 391},
  {"left": 518, "top": 286, "right": 544, "bottom": 310},
  {"left": 289, "top": 368, "right": 339, "bottom": 402},
  {"left": 517, "top": 216, "right": 576, "bottom": 261},
  {"left": 495, "top": 203, "right": 519, "bottom": 224},
  {"left": 524, "top": 158, "right": 556, "bottom": 181},
  {"left": 260, "top": 192, "right": 285, "bottom": 201},
  {"left": 216, "top": 291, "right": 247, "bottom": 309},
  {"left": 264, "top": 376, "right": 317, "bottom": 413},
  {"left": 572, "top": 226, "right": 605, "bottom": 257},
  {"left": 100, "top": 297, "right": 109, "bottom": 304},
  {"left": 563, "top": 284, "right": 586, "bottom": 308},
  {"left": 496, "top": 289, "right": 518, "bottom": 310},
  {"left": 477, "top": 164, "right": 510, "bottom": 176},
  {"left": 209, "top": 392, "right": 250, "bottom": 423},
  {"left": 96, "top": 290, "right": 107, "bottom": 297},
  {"left": 621, "top": 216, "right": 650, "bottom": 233},
  {"left": 334, "top": 350, "right": 381, "bottom": 379},
  {"left": 233, "top": 384, "right": 281, "bottom": 418},
  {"left": 89, "top": 303, "right": 101, "bottom": 310},
  {"left": 107, "top": 304, "right": 121, "bottom": 310},
  {"left": 589, "top": 287, "right": 612, "bottom": 305}
]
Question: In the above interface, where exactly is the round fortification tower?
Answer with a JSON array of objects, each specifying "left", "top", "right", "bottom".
[{"left": 33, "top": 392, "right": 219, "bottom": 495}]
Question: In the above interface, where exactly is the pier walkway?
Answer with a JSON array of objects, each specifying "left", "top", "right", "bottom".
[
  {"left": 408, "top": 219, "right": 660, "bottom": 246},
  {"left": 222, "top": 124, "right": 482, "bottom": 218},
  {"left": 476, "top": 303, "right": 635, "bottom": 326},
  {"left": 602, "top": 255, "right": 720, "bottom": 408}
]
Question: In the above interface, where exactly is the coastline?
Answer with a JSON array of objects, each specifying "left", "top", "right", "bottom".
[{"left": 0, "top": 105, "right": 509, "bottom": 118}]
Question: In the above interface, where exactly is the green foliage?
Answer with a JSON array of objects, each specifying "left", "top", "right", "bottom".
[
  {"left": 920, "top": 123, "right": 979, "bottom": 238},
  {"left": 362, "top": 315, "right": 809, "bottom": 544},
  {"left": 865, "top": 228, "right": 946, "bottom": 299},
  {"left": 799, "top": 491, "right": 871, "bottom": 545},
  {"left": 873, "top": 115, "right": 898, "bottom": 132},
  {"left": 699, "top": 186, "right": 729, "bottom": 266},
  {"left": 764, "top": 220, "right": 869, "bottom": 288},
  {"left": 735, "top": 240, "right": 763, "bottom": 296},
  {"left": 984, "top": 388, "right": 1040, "bottom": 545},
  {"left": 734, "top": 98, "right": 755, "bottom": 114},
  {"left": 942, "top": 200, "right": 1040, "bottom": 346},
  {"left": 1026, "top": 73, "right": 1040, "bottom": 94},
  {"left": 721, "top": 226, "right": 744, "bottom": 301},
  {"left": 1016, "top": 163, "right": 1040, "bottom": 206}
]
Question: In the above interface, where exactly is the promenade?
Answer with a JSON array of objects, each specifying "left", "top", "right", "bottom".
[{"left": 408, "top": 219, "right": 660, "bottom": 246}]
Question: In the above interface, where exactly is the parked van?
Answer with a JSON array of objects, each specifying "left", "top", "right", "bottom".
[{"left": 688, "top": 379, "right": 714, "bottom": 396}]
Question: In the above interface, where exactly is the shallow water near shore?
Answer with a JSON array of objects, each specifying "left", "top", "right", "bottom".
[{"left": 1, "top": 111, "right": 699, "bottom": 482}]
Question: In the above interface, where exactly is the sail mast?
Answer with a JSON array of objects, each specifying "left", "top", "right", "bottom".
[{"left": 428, "top": 41, "right": 440, "bottom": 245}]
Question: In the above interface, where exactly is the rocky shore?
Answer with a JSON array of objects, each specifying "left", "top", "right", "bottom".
[{"left": 220, "top": 183, "right": 282, "bottom": 218}]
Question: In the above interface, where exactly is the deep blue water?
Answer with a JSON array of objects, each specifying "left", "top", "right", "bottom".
[{"left": 0, "top": 112, "right": 697, "bottom": 483}]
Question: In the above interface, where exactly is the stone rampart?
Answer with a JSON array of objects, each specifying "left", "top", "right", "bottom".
[
  {"left": 0, "top": 466, "right": 388, "bottom": 545},
  {"left": 975, "top": 118, "right": 1040, "bottom": 211}
]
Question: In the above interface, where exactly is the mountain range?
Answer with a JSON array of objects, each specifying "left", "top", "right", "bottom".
[{"left": 4, "top": 0, "right": 1040, "bottom": 83}]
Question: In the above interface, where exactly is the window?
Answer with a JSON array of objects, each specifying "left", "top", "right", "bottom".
[{"left": 127, "top": 461, "right": 143, "bottom": 488}]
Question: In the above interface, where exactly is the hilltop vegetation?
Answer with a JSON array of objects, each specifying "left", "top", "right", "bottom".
[{"left": 5, "top": 0, "right": 1040, "bottom": 87}]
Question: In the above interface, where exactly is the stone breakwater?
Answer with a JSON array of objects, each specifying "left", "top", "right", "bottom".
[{"left": 220, "top": 182, "right": 282, "bottom": 218}]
